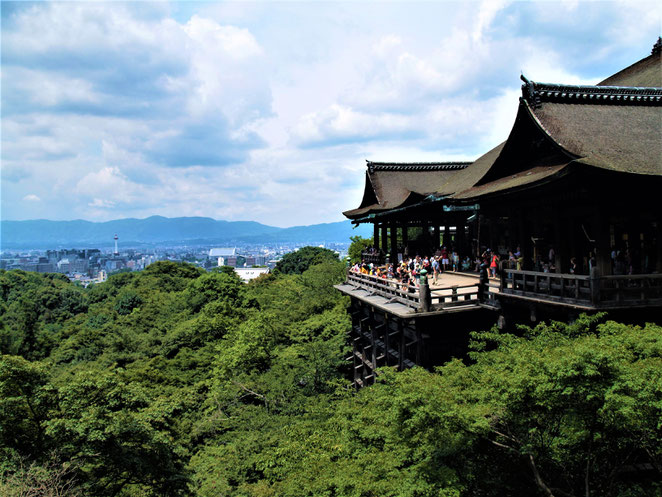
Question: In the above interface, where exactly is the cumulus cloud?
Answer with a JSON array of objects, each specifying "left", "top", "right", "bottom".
[
  {"left": 291, "top": 104, "right": 421, "bottom": 147},
  {"left": 1, "top": 2, "right": 272, "bottom": 171},
  {"left": 22, "top": 194, "right": 41, "bottom": 202},
  {"left": 2, "top": 1, "right": 659, "bottom": 225}
]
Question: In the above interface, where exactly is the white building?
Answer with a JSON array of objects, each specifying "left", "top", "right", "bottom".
[
  {"left": 234, "top": 267, "right": 270, "bottom": 283},
  {"left": 209, "top": 247, "right": 237, "bottom": 267}
]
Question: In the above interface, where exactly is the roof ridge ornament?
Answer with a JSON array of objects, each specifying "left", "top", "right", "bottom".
[
  {"left": 520, "top": 77, "right": 662, "bottom": 107},
  {"left": 653, "top": 36, "right": 662, "bottom": 55},
  {"left": 520, "top": 74, "right": 541, "bottom": 108},
  {"left": 366, "top": 161, "right": 472, "bottom": 172}
]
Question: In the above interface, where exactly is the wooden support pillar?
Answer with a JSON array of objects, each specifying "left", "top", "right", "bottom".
[
  {"left": 369, "top": 310, "right": 377, "bottom": 373},
  {"left": 433, "top": 225, "right": 441, "bottom": 249},
  {"left": 402, "top": 225, "right": 409, "bottom": 256},
  {"left": 381, "top": 224, "right": 388, "bottom": 254},
  {"left": 516, "top": 209, "right": 524, "bottom": 247},
  {"left": 593, "top": 207, "right": 611, "bottom": 276},
  {"left": 398, "top": 319, "right": 405, "bottom": 371},
  {"left": 456, "top": 219, "right": 466, "bottom": 257},
  {"left": 415, "top": 328, "right": 423, "bottom": 365},
  {"left": 390, "top": 223, "right": 398, "bottom": 263},
  {"left": 352, "top": 321, "right": 360, "bottom": 385},
  {"left": 373, "top": 223, "right": 380, "bottom": 250},
  {"left": 590, "top": 266, "right": 601, "bottom": 305},
  {"left": 553, "top": 208, "right": 563, "bottom": 273},
  {"left": 475, "top": 214, "right": 481, "bottom": 257},
  {"left": 383, "top": 316, "right": 390, "bottom": 367}
]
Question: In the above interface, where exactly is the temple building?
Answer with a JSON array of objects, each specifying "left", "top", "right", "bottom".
[{"left": 337, "top": 40, "right": 662, "bottom": 387}]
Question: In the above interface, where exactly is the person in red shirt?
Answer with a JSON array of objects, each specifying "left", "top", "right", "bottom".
[{"left": 490, "top": 252, "right": 499, "bottom": 278}]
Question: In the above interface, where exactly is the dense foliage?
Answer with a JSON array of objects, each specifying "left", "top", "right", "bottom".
[
  {"left": 348, "top": 235, "right": 374, "bottom": 264},
  {"left": 273, "top": 246, "right": 340, "bottom": 275},
  {"left": 1, "top": 257, "right": 660, "bottom": 496}
]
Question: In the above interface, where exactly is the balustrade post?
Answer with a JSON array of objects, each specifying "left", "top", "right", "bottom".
[
  {"left": 478, "top": 262, "right": 488, "bottom": 302},
  {"left": 499, "top": 260, "right": 507, "bottom": 291},
  {"left": 590, "top": 267, "right": 601, "bottom": 305},
  {"left": 418, "top": 269, "right": 431, "bottom": 312}
]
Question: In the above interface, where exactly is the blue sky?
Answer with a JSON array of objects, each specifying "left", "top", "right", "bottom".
[{"left": 1, "top": 1, "right": 660, "bottom": 227}]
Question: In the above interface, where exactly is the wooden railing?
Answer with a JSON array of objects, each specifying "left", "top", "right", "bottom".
[
  {"left": 346, "top": 271, "right": 420, "bottom": 308},
  {"left": 345, "top": 266, "right": 662, "bottom": 313},
  {"left": 346, "top": 271, "right": 481, "bottom": 312},
  {"left": 500, "top": 269, "right": 593, "bottom": 304},
  {"left": 598, "top": 274, "right": 662, "bottom": 306},
  {"left": 500, "top": 268, "right": 662, "bottom": 308}
]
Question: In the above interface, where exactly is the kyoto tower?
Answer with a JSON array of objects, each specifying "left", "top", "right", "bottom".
[{"left": 114, "top": 234, "right": 119, "bottom": 256}]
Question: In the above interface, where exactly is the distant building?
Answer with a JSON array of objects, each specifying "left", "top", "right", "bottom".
[
  {"left": 209, "top": 247, "right": 236, "bottom": 257},
  {"left": 57, "top": 258, "right": 72, "bottom": 273},
  {"left": 254, "top": 255, "right": 267, "bottom": 266},
  {"left": 234, "top": 267, "right": 270, "bottom": 282},
  {"left": 210, "top": 247, "right": 237, "bottom": 267},
  {"left": 219, "top": 256, "right": 238, "bottom": 267}
]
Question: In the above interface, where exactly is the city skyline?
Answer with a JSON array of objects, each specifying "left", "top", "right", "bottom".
[{"left": 2, "top": 1, "right": 660, "bottom": 227}]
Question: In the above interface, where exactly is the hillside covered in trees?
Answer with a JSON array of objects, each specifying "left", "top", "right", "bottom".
[{"left": 1, "top": 255, "right": 661, "bottom": 497}]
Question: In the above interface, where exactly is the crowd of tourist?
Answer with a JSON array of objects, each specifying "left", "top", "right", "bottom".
[
  {"left": 350, "top": 241, "right": 632, "bottom": 294},
  {"left": 350, "top": 246, "right": 484, "bottom": 292}
]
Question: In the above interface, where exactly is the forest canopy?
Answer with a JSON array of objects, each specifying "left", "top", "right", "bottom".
[{"left": 0, "top": 258, "right": 660, "bottom": 497}]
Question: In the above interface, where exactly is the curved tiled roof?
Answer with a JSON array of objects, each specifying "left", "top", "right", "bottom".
[
  {"left": 343, "top": 162, "right": 470, "bottom": 219},
  {"left": 521, "top": 79, "right": 662, "bottom": 176},
  {"left": 344, "top": 41, "right": 662, "bottom": 220},
  {"left": 598, "top": 47, "right": 661, "bottom": 87}
]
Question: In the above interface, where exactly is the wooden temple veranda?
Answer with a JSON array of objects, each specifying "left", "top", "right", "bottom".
[{"left": 336, "top": 40, "right": 662, "bottom": 388}]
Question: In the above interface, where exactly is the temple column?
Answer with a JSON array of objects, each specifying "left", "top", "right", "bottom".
[
  {"left": 433, "top": 225, "right": 440, "bottom": 249},
  {"left": 373, "top": 223, "right": 379, "bottom": 249},
  {"left": 655, "top": 220, "right": 662, "bottom": 273},
  {"left": 390, "top": 223, "right": 399, "bottom": 263},
  {"left": 402, "top": 225, "right": 409, "bottom": 257},
  {"left": 593, "top": 206, "right": 611, "bottom": 276},
  {"left": 381, "top": 224, "right": 388, "bottom": 254},
  {"left": 456, "top": 218, "right": 466, "bottom": 257},
  {"left": 553, "top": 208, "right": 563, "bottom": 272}
]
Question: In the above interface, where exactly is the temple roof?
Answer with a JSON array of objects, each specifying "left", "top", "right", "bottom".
[
  {"left": 520, "top": 80, "right": 661, "bottom": 176},
  {"left": 448, "top": 50, "right": 662, "bottom": 201},
  {"left": 598, "top": 40, "right": 661, "bottom": 87},
  {"left": 343, "top": 162, "right": 470, "bottom": 219},
  {"left": 344, "top": 41, "right": 662, "bottom": 221}
]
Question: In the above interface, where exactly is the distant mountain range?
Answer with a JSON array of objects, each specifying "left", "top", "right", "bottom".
[{"left": 0, "top": 216, "right": 372, "bottom": 249}]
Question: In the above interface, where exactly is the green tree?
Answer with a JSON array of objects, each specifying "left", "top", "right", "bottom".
[
  {"left": 114, "top": 290, "right": 143, "bottom": 315},
  {"left": 0, "top": 355, "right": 57, "bottom": 463},
  {"left": 46, "top": 369, "right": 190, "bottom": 496},
  {"left": 274, "top": 247, "right": 339, "bottom": 275},
  {"left": 348, "top": 235, "right": 374, "bottom": 264}
]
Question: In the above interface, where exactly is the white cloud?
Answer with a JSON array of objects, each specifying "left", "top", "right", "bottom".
[
  {"left": 88, "top": 198, "right": 116, "bottom": 209},
  {"left": 291, "top": 104, "right": 417, "bottom": 146},
  {"left": 2, "top": 1, "right": 660, "bottom": 226},
  {"left": 22, "top": 194, "right": 41, "bottom": 202},
  {"left": 75, "top": 167, "right": 144, "bottom": 206}
]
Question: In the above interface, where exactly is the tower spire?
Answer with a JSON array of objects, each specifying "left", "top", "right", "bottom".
[{"left": 114, "top": 234, "right": 119, "bottom": 256}]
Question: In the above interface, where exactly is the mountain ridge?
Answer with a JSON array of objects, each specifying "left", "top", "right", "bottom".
[{"left": 0, "top": 216, "right": 371, "bottom": 249}]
